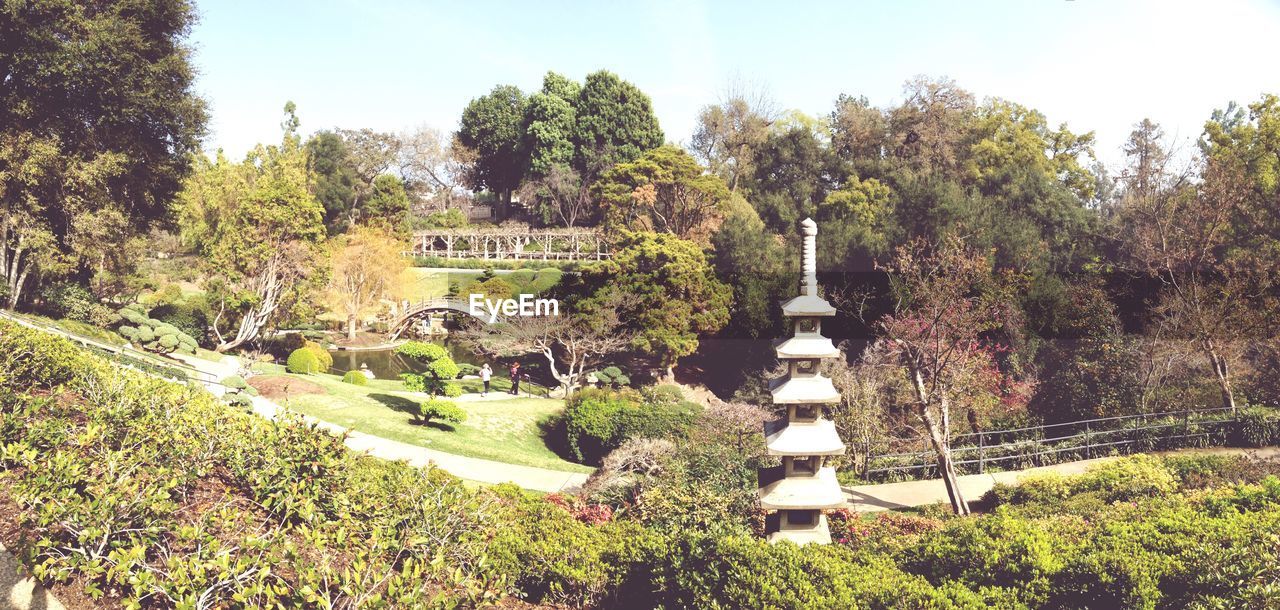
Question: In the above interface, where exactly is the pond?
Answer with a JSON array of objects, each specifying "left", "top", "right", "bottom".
[{"left": 328, "top": 339, "right": 485, "bottom": 380}]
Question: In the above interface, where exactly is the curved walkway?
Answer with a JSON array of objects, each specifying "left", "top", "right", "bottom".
[{"left": 844, "top": 446, "right": 1280, "bottom": 512}]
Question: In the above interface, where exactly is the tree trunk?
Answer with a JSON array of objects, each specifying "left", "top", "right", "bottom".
[
  {"left": 347, "top": 314, "right": 357, "bottom": 341},
  {"left": 922, "top": 413, "right": 970, "bottom": 515},
  {"left": 1207, "top": 346, "right": 1236, "bottom": 413},
  {"left": 910, "top": 365, "right": 970, "bottom": 515}
]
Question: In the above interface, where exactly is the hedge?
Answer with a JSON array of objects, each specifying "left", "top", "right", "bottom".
[{"left": 6, "top": 318, "right": 1280, "bottom": 609}]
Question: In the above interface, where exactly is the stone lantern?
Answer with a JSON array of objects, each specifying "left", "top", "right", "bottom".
[{"left": 759, "top": 218, "right": 846, "bottom": 544}]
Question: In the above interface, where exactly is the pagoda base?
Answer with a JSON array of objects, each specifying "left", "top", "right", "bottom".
[{"left": 765, "top": 512, "right": 832, "bottom": 545}]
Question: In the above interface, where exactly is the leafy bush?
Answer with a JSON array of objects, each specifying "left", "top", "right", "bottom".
[
  {"left": 562, "top": 388, "right": 702, "bottom": 464},
  {"left": 1230, "top": 406, "right": 1280, "bottom": 447},
  {"left": 455, "top": 363, "right": 480, "bottom": 378},
  {"left": 989, "top": 455, "right": 1178, "bottom": 507},
  {"left": 589, "top": 365, "right": 631, "bottom": 388},
  {"left": 302, "top": 339, "right": 333, "bottom": 370},
  {"left": 286, "top": 347, "right": 322, "bottom": 374},
  {"left": 115, "top": 306, "right": 198, "bottom": 355},
  {"left": 397, "top": 341, "right": 460, "bottom": 396},
  {"left": 148, "top": 302, "right": 209, "bottom": 346},
  {"left": 341, "top": 370, "right": 369, "bottom": 385},
  {"left": 418, "top": 398, "right": 466, "bottom": 426}
]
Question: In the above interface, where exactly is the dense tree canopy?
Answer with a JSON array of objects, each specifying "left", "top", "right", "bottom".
[
  {"left": 576, "top": 231, "right": 731, "bottom": 380},
  {"left": 594, "top": 146, "right": 731, "bottom": 243},
  {"left": 178, "top": 103, "right": 325, "bottom": 351},
  {"left": 0, "top": 0, "right": 207, "bottom": 307}
]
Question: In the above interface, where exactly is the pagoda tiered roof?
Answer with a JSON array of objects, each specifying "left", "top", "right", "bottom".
[
  {"left": 764, "top": 418, "right": 846, "bottom": 456},
  {"left": 775, "top": 334, "right": 839, "bottom": 359},
  {"left": 780, "top": 294, "right": 836, "bottom": 317},
  {"left": 769, "top": 374, "right": 840, "bottom": 404},
  {"left": 758, "top": 466, "right": 845, "bottom": 510}
]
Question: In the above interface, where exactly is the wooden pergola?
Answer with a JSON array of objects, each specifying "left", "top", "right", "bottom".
[{"left": 407, "top": 228, "right": 610, "bottom": 261}]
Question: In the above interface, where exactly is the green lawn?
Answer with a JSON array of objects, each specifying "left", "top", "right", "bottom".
[
  {"left": 398, "top": 268, "right": 482, "bottom": 301},
  {"left": 258, "top": 369, "right": 589, "bottom": 473}
]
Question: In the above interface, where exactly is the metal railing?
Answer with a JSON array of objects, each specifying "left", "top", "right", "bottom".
[
  {"left": 0, "top": 310, "right": 223, "bottom": 387},
  {"left": 863, "top": 406, "right": 1243, "bottom": 481}
]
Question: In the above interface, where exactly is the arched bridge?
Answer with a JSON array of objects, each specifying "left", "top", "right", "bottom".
[{"left": 388, "top": 297, "right": 500, "bottom": 340}]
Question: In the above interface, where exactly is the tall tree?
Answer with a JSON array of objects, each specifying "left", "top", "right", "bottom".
[
  {"left": 306, "top": 129, "right": 402, "bottom": 232},
  {"left": 457, "top": 85, "right": 526, "bottom": 216},
  {"left": 573, "top": 70, "right": 665, "bottom": 174},
  {"left": 856, "top": 238, "right": 1030, "bottom": 515},
  {"left": 179, "top": 103, "right": 326, "bottom": 352},
  {"left": 887, "top": 76, "right": 975, "bottom": 178},
  {"left": 576, "top": 231, "right": 731, "bottom": 380},
  {"left": 324, "top": 225, "right": 406, "bottom": 340},
  {"left": 829, "top": 94, "right": 889, "bottom": 168},
  {"left": 0, "top": 0, "right": 207, "bottom": 308},
  {"left": 691, "top": 87, "right": 775, "bottom": 193},
  {"left": 1123, "top": 157, "right": 1268, "bottom": 413},
  {"left": 398, "top": 124, "right": 464, "bottom": 209},
  {"left": 593, "top": 146, "right": 731, "bottom": 243},
  {"left": 745, "top": 125, "right": 842, "bottom": 233},
  {"left": 522, "top": 72, "right": 580, "bottom": 178}
]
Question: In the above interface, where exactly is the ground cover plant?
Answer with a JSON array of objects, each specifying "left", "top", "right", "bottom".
[{"left": 7, "top": 321, "right": 1280, "bottom": 609}]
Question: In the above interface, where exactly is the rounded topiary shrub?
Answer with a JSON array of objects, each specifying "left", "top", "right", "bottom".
[
  {"left": 418, "top": 398, "right": 466, "bottom": 427},
  {"left": 342, "top": 370, "right": 369, "bottom": 385},
  {"left": 303, "top": 340, "right": 333, "bottom": 370},
  {"left": 149, "top": 302, "right": 209, "bottom": 346},
  {"left": 287, "top": 347, "right": 322, "bottom": 374},
  {"left": 115, "top": 306, "right": 198, "bottom": 355}
]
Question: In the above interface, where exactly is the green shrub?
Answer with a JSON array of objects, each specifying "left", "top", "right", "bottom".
[
  {"left": 589, "top": 365, "right": 631, "bottom": 388},
  {"left": 302, "top": 340, "right": 333, "bottom": 370},
  {"left": 38, "top": 281, "right": 97, "bottom": 321},
  {"left": 286, "top": 347, "right": 322, "bottom": 374},
  {"left": 418, "top": 399, "right": 466, "bottom": 426},
  {"left": 114, "top": 307, "right": 198, "bottom": 355},
  {"left": 989, "top": 455, "right": 1178, "bottom": 508},
  {"left": 1230, "top": 407, "right": 1280, "bottom": 447},
  {"left": 562, "top": 388, "right": 701, "bottom": 464},
  {"left": 397, "top": 341, "right": 460, "bottom": 396},
  {"left": 342, "top": 370, "right": 369, "bottom": 385},
  {"left": 148, "top": 302, "right": 209, "bottom": 346},
  {"left": 455, "top": 363, "right": 480, "bottom": 378},
  {"left": 222, "top": 375, "right": 249, "bottom": 390}
]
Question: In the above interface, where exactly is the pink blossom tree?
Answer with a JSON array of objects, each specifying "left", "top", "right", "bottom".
[{"left": 868, "top": 237, "right": 1033, "bottom": 515}]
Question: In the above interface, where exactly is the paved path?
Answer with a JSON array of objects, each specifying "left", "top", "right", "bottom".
[
  {"left": 845, "top": 446, "right": 1280, "bottom": 512},
  {"left": 0, "top": 542, "right": 64, "bottom": 610}
]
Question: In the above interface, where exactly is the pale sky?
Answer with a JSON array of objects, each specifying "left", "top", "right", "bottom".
[{"left": 190, "top": 0, "right": 1280, "bottom": 171}]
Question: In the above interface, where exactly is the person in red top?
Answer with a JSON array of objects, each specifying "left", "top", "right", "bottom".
[{"left": 509, "top": 362, "right": 521, "bottom": 396}]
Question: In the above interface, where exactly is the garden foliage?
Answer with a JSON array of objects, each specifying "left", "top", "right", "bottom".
[
  {"left": 116, "top": 305, "right": 199, "bottom": 355},
  {"left": 7, "top": 320, "right": 1280, "bottom": 609}
]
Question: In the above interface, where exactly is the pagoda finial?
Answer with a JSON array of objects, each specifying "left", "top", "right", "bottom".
[{"left": 801, "top": 218, "right": 818, "bottom": 297}]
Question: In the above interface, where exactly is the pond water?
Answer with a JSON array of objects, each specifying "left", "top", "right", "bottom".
[{"left": 328, "top": 339, "right": 485, "bottom": 380}]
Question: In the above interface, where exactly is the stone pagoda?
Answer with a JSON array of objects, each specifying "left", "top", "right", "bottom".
[{"left": 759, "top": 218, "right": 846, "bottom": 544}]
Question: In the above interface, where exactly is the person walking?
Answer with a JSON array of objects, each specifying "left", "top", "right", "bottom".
[
  {"left": 509, "top": 362, "right": 521, "bottom": 396},
  {"left": 480, "top": 363, "right": 492, "bottom": 396}
]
